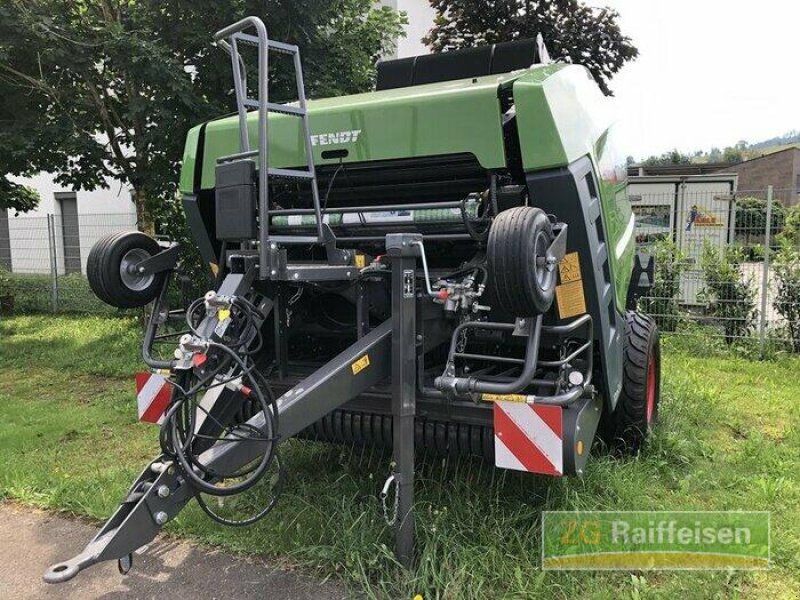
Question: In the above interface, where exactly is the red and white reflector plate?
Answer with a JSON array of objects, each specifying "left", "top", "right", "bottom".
[
  {"left": 493, "top": 401, "right": 563, "bottom": 475},
  {"left": 135, "top": 372, "right": 173, "bottom": 424}
]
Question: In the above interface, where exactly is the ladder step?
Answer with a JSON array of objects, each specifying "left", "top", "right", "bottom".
[
  {"left": 217, "top": 150, "right": 257, "bottom": 163},
  {"left": 242, "top": 100, "right": 305, "bottom": 116},
  {"left": 266, "top": 102, "right": 305, "bottom": 116},
  {"left": 269, "top": 235, "right": 321, "bottom": 244},
  {"left": 231, "top": 32, "right": 260, "bottom": 47},
  {"left": 268, "top": 168, "right": 314, "bottom": 180},
  {"left": 231, "top": 33, "right": 298, "bottom": 55},
  {"left": 268, "top": 40, "right": 298, "bottom": 55}
]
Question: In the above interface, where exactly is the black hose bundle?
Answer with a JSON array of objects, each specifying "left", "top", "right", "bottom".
[{"left": 159, "top": 294, "right": 283, "bottom": 526}]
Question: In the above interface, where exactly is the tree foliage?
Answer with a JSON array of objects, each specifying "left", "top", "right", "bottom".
[
  {"left": 734, "top": 196, "right": 785, "bottom": 245},
  {"left": 0, "top": 0, "right": 405, "bottom": 229},
  {"left": 641, "top": 150, "right": 692, "bottom": 167},
  {"left": 0, "top": 179, "right": 40, "bottom": 214},
  {"left": 423, "top": 0, "right": 638, "bottom": 95}
]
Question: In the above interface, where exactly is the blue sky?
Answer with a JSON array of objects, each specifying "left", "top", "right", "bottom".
[{"left": 588, "top": 0, "right": 799, "bottom": 159}]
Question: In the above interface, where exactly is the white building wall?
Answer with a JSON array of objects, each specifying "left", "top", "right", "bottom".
[
  {"left": 5, "top": 173, "right": 136, "bottom": 274},
  {"left": 382, "top": 0, "right": 436, "bottom": 58}
]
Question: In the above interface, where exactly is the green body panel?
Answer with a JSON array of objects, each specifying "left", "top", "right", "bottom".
[
  {"left": 180, "top": 124, "right": 201, "bottom": 194},
  {"left": 177, "top": 63, "right": 634, "bottom": 308},
  {"left": 188, "top": 71, "right": 528, "bottom": 192},
  {"left": 514, "top": 65, "right": 634, "bottom": 311}
]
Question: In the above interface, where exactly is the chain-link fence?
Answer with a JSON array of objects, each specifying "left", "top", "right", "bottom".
[
  {"left": 2, "top": 188, "right": 799, "bottom": 353},
  {"left": 0, "top": 213, "right": 137, "bottom": 314},
  {"left": 634, "top": 185, "right": 800, "bottom": 353}
]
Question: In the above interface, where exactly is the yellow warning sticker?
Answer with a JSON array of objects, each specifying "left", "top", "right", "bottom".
[
  {"left": 351, "top": 354, "right": 370, "bottom": 375},
  {"left": 481, "top": 393, "right": 528, "bottom": 403},
  {"left": 354, "top": 254, "right": 367, "bottom": 268},
  {"left": 556, "top": 280, "right": 587, "bottom": 319},
  {"left": 559, "top": 252, "right": 582, "bottom": 284},
  {"left": 217, "top": 308, "right": 231, "bottom": 322}
]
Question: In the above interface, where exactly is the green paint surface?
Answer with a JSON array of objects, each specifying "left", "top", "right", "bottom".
[{"left": 190, "top": 71, "right": 531, "bottom": 190}]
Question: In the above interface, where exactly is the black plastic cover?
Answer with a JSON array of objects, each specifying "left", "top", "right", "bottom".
[
  {"left": 215, "top": 160, "right": 257, "bottom": 241},
  {"left": 375, "top": 38, "right": 539, "bottom": 91}
]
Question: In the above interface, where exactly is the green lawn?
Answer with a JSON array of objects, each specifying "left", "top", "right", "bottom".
[{"left": 0, "top": 314, "right": 798, "bottom": 599}]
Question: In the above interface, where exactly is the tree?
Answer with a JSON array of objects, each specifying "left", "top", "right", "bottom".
[
  {"left": 734, "top": 196, "right": 785, "bottom": 245},
  {"left": 423, "top": 0, "right": 638, "bottom": 95},
  {"left": 722, "top": 146, "right": 743, "bottom": 163},
  {"left": 641, "top": 149, "right": 692, "bottom": 167},
  {"left": 0, "top": 179, "right": 40, "bottom": 215},
  {"left": 0, "top": 1, "right": 405, "bottom": 232}
]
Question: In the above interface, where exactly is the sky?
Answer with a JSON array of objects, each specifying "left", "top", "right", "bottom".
[{"left": 587, "top": 0, "right": 800, "bottom": 160}]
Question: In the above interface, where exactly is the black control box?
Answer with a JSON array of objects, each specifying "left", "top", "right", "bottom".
[{"left": 215, "top": 160, "right": 257, "bottom": 241}]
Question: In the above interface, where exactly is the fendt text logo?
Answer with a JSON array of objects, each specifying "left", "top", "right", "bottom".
[{"left": 310, "top": 130, "right": 361, "bottom": 147}]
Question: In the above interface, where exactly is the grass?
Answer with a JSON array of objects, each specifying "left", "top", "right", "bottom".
[{"left": 0, "top": 314, "right": 799, "bottom": 598}]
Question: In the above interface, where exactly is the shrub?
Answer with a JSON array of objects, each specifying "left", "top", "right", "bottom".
[
  {"left": 0, "top": 268, "right": 13, "bottom": 314},
  {"left": 638, "top": 238, "right": 686, "bottom": 332},
  {"left": 699, "top": 242, "right": 758, "bottom": 344},
  {"left": 773, "top": 244, "right": 800, "bottom": 353}
]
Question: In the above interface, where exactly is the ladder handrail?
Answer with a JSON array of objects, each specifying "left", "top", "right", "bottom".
[{"left": 214, "top": 17, "right": 325, "bottom": 279}]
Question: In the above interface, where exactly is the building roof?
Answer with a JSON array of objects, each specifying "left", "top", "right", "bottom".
[{"left": 627, "top": 162, "right": 739, "bottom": 177}]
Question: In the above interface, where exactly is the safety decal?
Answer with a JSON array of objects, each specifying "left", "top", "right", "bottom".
[
  {"left": 351, "top": 354, "right": 370, "bottom": 375},
  {"left": 555, "top": 251, "right": 587, "bottom": 319},
  {"left": 135, "top": 372, "right": 173, "bottom": 424},
  {"left": 493, "top": 401, "right": 563, "bottom": 476}
]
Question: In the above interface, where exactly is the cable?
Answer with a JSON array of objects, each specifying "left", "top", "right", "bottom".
[{"left": 159, "top": 290, "right": 282, "bottom": 519}]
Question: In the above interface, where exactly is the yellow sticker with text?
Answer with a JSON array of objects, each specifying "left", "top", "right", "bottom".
[
  {"left": 481, "top": 393, "right": 528, "bottom": 403},
  {"left": 351, "top": 354, "right": 370, "bottom": 375},
  {"left": 559, "top": 252, "right": 582, "bottom": 284},
  {"left": 556, "top": 280, "right": 587, "bottom": 319},
  {"left": 354, "top": 254, "right": 367, "bottom": 268}
]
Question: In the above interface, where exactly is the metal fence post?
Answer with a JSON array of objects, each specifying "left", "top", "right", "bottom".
[
  {"left": 758, "top": 186, "right": 773, "bottom": 357},
  {"left": 47, "top": 214, "right": 59, "bottom": 313}
]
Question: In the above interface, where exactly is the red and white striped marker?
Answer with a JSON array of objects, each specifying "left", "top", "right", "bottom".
[
  {"left": 493, "top": 401, "right": 563, "bottom": 475},
  {"left": 134, "top": 372, "right": 173, "bottom": 424}
]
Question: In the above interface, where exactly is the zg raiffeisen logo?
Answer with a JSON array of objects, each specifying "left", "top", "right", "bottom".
[{"left": 541, "top": 511, "right": 770, "bottom": 570}]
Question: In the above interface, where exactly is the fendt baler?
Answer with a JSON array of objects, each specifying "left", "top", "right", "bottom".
[{"left": 44, "top": 17, "right": 659, "bottom": 582}]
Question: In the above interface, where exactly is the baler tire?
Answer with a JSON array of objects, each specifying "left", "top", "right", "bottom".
[
  {"left": 88, "top": 231, "right": 165, "bottom": 308},
  {"left": 487, "top": 206, "right": 556, "bottom": 317},
  {"left": 87, "top": 231, "right": 127, "bottom": 305},
  {"left": 600, "top": 311, "right": 660, "bottom": 455}
]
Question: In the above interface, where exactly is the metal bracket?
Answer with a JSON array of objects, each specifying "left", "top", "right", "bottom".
[
  {"left": 546, "top": 223, "right": 569, "bottom": 267},
  {"left": 133, "top": 243, "right": 181, "bottom": 277}
]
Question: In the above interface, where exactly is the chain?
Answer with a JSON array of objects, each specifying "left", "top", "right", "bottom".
[
  {"left": 456, "top": 326, "right": 468, "bottom": 353},
  {"left": 380, "top": 473, "right": 399, "bottom": 526}
]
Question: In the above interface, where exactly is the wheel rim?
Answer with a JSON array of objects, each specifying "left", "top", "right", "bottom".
[
  {"left": 533, "top": 230, "right": 555, "bottom": 292},
  {"left": 645, "top": 350, "right": 657, "bottom": 424},
  {"left": 119, "top": 248, "right": 154, "bottom": 292}
]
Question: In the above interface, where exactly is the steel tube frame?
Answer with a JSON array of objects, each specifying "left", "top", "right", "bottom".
[{"left": 387, "top": 233, "right": 420, "bottom": 568}]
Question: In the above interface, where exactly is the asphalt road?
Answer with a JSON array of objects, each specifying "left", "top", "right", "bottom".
[{"left": 0, "top": 503, "right": 347, "bottom": 600}]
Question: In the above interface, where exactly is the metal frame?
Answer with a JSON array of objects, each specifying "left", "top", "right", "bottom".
[{"left": 214, "top": 17, "right": 325, "bottom": 279}]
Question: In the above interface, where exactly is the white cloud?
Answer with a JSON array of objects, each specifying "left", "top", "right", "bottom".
[{"left": 589, "top": 0, "right": 799, "bottom": 159}]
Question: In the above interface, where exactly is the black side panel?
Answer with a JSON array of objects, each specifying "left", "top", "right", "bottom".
[
  {"left": 412, "top": 46, "right": 493, "bottom": 86},
  {"left": 183, "top": 193, "right": 219, "bottom": 270},
  {"left": 375, "top": 56, "right": 415, "bottom": 91},
  {"left": 525, "top": 157, "right": 624, "bottom": 409},
  {"left": 490, "top": 38, "right": 538, "bottom": 74},
  {"left": 375, "top": 39, "right": 539, "bottom": 91}
]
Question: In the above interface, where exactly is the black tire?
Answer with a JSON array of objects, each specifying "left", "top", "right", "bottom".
[
  {"left": 487, "top": 207, "right": 556, "bottom": 317},
  {"left": 87, "top": 231, "right": 165, "bottom": 308},
  {"left": 87, "top": 230, "right": 126, "bottom": 304},
  {"left": 600, "top": 311, "right": 661, "bottom": 455}
]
